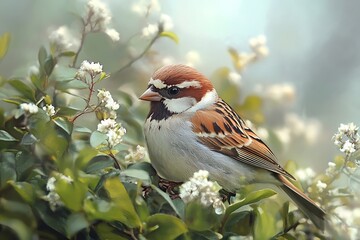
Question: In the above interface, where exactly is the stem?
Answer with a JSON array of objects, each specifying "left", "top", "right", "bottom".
[
  {"left": 109, "top": 152, "right": 121, "bottom": 170},
  {"left": 71, "top": 25, "right": 86, "bottom": 68},
  {"left": 272, "top": 220, "right": 300, "bottom": 238},
  {"left": 114, "top": 33, "right": 160, "bottom": 74},
  {"left": 70, "top": 79, "right": 97, "bottom": 123}
]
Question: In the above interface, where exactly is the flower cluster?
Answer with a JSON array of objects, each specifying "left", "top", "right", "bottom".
[
  {"left": 43, "top": 104, "right": 56, "bottom": 117},
  {"left": 333, "top": 123, "right": 359, "bottom": 156},
  {"left": 125, "top": 145, "right": 146, "bottom": 163},
  {"left": 228, "top": 71, "right": 242, "bottom": 85},
  {"left": 97, "top": 89, "right": 119, "bottom": 118},
  {"left": 84, "top": 0, "right": 120, "bottom": 41},
  {"left": 97, "top": 118, "right": 126, "bottom": 148},
  {"left": 141, "top": 13, "right": 173, "bottom": 38},
  {"left": 49, "top": 26, "right": 79, "bottom": 53},
  {"left": 249, "top": 35, "right": 269, "bottom": 58},
  {"left": 295, "top": 167, "right": 316, "bottom": 185},
  {"left": 20, "top": 103, "right": 39, "bottom": 115},
  {"left": 132, "top": 0, "right": 161, "bottom": 16},
  {"left": 43, "top": 174, "right": 73, "bottom": 211},
  {"left": 179, "top": 170, "right": 225, "bottom": 214},
  {"left": 76, "top": 60, "right": 103, "bottom": 80}
]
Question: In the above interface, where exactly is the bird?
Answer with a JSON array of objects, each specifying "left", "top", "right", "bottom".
[{"left": 139, "top": 64, "right": 325, "bottom": 230}]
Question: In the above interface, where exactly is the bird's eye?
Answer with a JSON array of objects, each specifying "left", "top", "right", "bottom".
[{"left": 167, "top": 86, "right": 180, "bottom": 96}]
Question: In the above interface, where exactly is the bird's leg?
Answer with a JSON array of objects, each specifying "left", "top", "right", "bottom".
[{"left": 158, "top": 177, "right": 183, "bottom": 199}]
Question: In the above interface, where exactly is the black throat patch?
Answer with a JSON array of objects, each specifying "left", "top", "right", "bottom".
[{"left": 148, "top": 101, "right": 174, "bottom": 121}]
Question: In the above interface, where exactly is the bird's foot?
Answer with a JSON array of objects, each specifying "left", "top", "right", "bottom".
[{"left": 158, "top": 177, "right": 183, "bottom": 199}]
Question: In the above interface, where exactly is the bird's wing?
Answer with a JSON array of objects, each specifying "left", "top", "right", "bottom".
[{"left": 191, "top": 98, "right": 295, "bottom": 180}]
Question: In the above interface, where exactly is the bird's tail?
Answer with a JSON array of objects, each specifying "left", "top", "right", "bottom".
[{"left": 276, "top": 174, "right": 326, "bottom": 231}]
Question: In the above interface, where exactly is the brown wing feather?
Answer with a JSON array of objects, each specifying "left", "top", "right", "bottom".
[{"left": 191, "top": 98, "right": 295, "bottom": 180}]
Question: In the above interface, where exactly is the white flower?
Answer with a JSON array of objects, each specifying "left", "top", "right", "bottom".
[
  {"left": 179, "top": 170, "right": 224, "bottom": 214},
  {"left": 249, "top": 35, "right": 269, "bottom": 57},
  {"left": 105, "top": 28, "right": 120, "bottom": 42},
  {"left": 185, "top": 51, "right": 201, "bottom": 67},
  {"left": 97, "top": 118, "right": 117, "bottom": 133},
  {"left": 274, "top": 127, "right": 291, "bottom": 145},
  {"left": 46, "top": 177, "right": 56, "bottom": 192},
  {"left": 228, "top": 71, "right": 242, "bottom": 85},
  {"left": 97, "top": 89, "right": 119, "bottom": 112},
  {"left": 79, "top": 60, "right": 103, "bottom": 77},
  {"left": 97, "top": 89, "right": 112, "bottom": 102},
  {"left": 42, "top": 104, "right": 56, "bottom": 117},
  {"left": 131, "top": 0, "right": 161, "bottom": 15},
  {"left": 49, "top": 26, "right": 78, "bottom": 51},
  {"left": 125, "top": 145, "right": 146, "bottom": 162},
  {"left": 326, "top": 162, "right": 337, "bottom": 177},
  {"left": 86, "top": 0, "right": 112, "bottom": 32},
  {"left": 266, "top": 83, "right": 295, "bottom": 104},
  {"left": 160, "top": 14, "right": 173, "bottom": 31},
  {"left": 107, "top": 126, "right": 126, "bottom": 147},
  {"left": 142, "top": 23, "right": 159, "bottom": 37},
  {"left": 104, "top": 98, "right": 119, "bottom": 111},
  {"left": 295, "top": 167, "right": 315, "bottom": 185},
  {"left": 20, "top": 103, "right": 38, "bottom": 114},
  {"left": 43, "top": 192, "right": 63, "bottom": 211},
  {"left": 316, "top": 180, "right": 327, "bottom": 192},
  {"left": 340, "top": 140, "right": 356, "bottom": 154}
]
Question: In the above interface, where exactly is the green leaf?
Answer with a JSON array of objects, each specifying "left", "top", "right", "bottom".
[
  {"left": 121, "top": 169, "right": 151, "bottom": 183},
  {"left": 90, "top": 131, "right": 108, "bottom": 147},
  {"left": 225, "top": 189, "right": 277, "bottom": 217},
  {"left": 66, "top": 213, "right": 89, "bottom": 238},
  {"left": 44, "top": 56, "right": 56, "bottom": 76},
  {"left": 75, "top": 147, "right": 98, "bottom": 170},
  {"left": 53, "top": 117, "right": 73, "bottom": 135},
  {"left": 103, "top": 177, "right": 141, "bottom": 227},
  {"left": 8, "top": 181, "right": 36, "bottom": 203},
  {"left": 0, "top": 217, "right": 31, "bottom": 240},
  {"left": 56, "top": 177, "right": 87, "bottom": 212},
  {"left": 34, "top": 201, "right": 67, "bottom": 235},
  {"left": 38, "top": 46, "right": 47, "bottom": 67},
  {"left": 185, "top": 201, "right": 221, "bottom": 231},
  {"left": 20, "top": 133, "right": 37, "bottom": 145},
  {"left": 145, "top": 213, "right": 187, "bottom": 240},
  {"left": 222, "top": 210, "right": 253, "bottom": 236},
  {"left": 56, "top": 79, "right": 88, "bottom": 90},
  {"left": 0, "top": 32, "right": 11, "bottom": 60},
  {"left": 84, "top": 155, "right": 114, "bottom": 174},
  {"left": 51, "top": 65, "right": 77, "bottom": 82},
  {"left": 151, "top": 184, "right": 184, "bottom": 219},
  {"left": 94, "top": 223, "right": 129, "bottom": 240},
  {"left": 160, "top": 31, "right": 179, "bottom": 44},
  {"left": 8, "top": 79, "right": 35, "bottom": 101},
  {"left": 0, "top": 152, "right": 16, "bottom": 188},
  {"left": 59, "top": 51, "right": 76, "bottom": 57},
  {"left": 253, "top": 202, "right": 278, "bottom": 240},
  {"left": 0, "top": 130, "right": 17, "bottom": 141}
]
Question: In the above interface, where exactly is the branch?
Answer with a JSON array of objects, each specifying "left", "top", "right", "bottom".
[{"left": 114, "top": 33, "right": 160, "bottom": 74}]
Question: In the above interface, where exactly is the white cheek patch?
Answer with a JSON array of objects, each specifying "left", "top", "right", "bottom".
[
  {"left": 163, "top": 97, "right": 197, "bottom": 113},
  {"left": 189, "top": 89, "right": 218, "bottom": 112}
]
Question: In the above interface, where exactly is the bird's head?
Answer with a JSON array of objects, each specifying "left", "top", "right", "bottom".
[{"left": 140, "top": 64, "right": 218, "bottom": 116}]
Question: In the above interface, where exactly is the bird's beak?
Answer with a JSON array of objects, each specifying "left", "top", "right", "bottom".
[{"left": 139, "top": 87, "right": 162, "bottom": 101}]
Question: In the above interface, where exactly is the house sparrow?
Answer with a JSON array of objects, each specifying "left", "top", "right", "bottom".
[{"left": 140, "top": 64, "right": 325, "bottom": 230}]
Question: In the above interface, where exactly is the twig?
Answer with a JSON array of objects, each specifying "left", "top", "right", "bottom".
[{"left": 114, "top": 33, "right": 160, "bottom": 74}]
